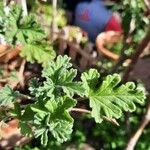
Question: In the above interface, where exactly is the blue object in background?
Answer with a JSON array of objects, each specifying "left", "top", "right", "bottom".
[{"left": 75, "top": 0, "right": 112, "bottom": 42}]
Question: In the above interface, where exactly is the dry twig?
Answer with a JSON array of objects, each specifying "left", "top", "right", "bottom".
[
  {"left": 123, "top": 29, "right": 150, "bottom": 149},
  {"left": 123, "top": 29, "right": 150, "bottom": 82},
  {"left": 125, "top": 99, "right": 150, "bottom": 150},
  {"left": 71, "top": 108, "right": 119, "bottom": 126}
]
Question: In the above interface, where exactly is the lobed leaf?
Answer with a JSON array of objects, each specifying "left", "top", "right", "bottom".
[
  {"left": 17, "top": 14, "right": 45, "bottom": 44},
  {"left": 81, "top": 69, "right": 146, "bottom": 123},
  {"left": 4, "top": 6, "right": 45, "bottom": 45},
  {"left": 20, "top": 42, "right": 56, "bottom": 66},
  {"left": 32, "top": 96, "right": 76, "bottom": 145},
  {"left": 34, "top": 55, "right": 85, "bottom": 99}
]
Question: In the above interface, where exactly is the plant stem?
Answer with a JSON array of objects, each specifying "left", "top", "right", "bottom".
[
  {"left": 71, "top": 108, "right": 119, "bottom": 126},
  {"left": 51, "top": 0, "right": 57, "bottom": 40},
  {"left": 71, "top": 108, "right": 91, "bottom": 113},
  {"left": 18, "top": 93, "right": 32, "bottom": 100},
  {"left": 21, "top": 0, "right": 28, "bottom": 16},
  {"left": 18, "top": 59, "right": 26, "bottom": 87},
  {"left": 122, "top": 29, "right": 150, "bottom": 82},
  {"left": 125, "top": 99, "right": 150, "bottom": 150},
  {"left": 123, "top": 29, "right": 150, "bottom": 141}
]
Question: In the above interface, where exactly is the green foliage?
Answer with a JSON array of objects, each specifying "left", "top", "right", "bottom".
[
  {"left": 30, "top": 1, "right": 67, "bottom": 28},
  {"left": 20, "top": 42, "right": 56, "bottom": 66},
  {"left": 4, "top": 6, "right": 45, "bottom": 45},
  {"left": 15, "top": 96, "right": 76, "bottom": 145},
  {"left": 0, "top": 55, "right": 146, "bottom": 146},
  {"left": 32, "top": 97, "right": 76, "bottom": 144},
  {"left": 0, "top": 3, "right": 5, "bottom": 34},
  {"left": 15, "top": 145, "right": 40, "bottom": 150},
  {"left": 81, "top": 69, "right": 145, "bottom": 123},
  {"left": 113, "top": 0, "right": 149, "bottom": 37},
  {"left": 0, "top": 5, "right": 55, "bottom": 65},
  {"left": 108, "top": 0, "right": 149, "bottom": 60},
  {"left": 35, "top": 55, "right": 85, "bottom": 99},
  {"left": 0, "top": 67, "right": 4, "bottom": 78},
  {"left": 109, "top": 40, "right": 124, "bottom": 55},
  {"left": 0, "top": 85, "right": 19, "bottom": 106},
  {"left": 122, "top": 8, "right": 132, "bottom": 35},
  {"left": 0, "top": 0, "right": 148, "bottom": 149},
  {"left": 0, "top": 1, "right": 3, "bottom": 14}
]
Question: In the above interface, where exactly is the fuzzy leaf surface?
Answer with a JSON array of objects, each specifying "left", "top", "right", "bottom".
[
  {"left": 81, "top": 69, "right": 146, "bottom": 123},
  {"left": 34, "top": 55, "right": 85, "bottom": 99},
  {"left": 32, "top": 97, "right": 76, "bottom": 145},
  {"left": 20, "top": 42, "right": 56, "bottom": 66},
  {"left": 4, "top": 6, "right": 45, "bottom": 44}
]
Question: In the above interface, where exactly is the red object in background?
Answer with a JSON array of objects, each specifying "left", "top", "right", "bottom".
[{"left": 105, "top": 15, "right": 122, "bottom": 33}]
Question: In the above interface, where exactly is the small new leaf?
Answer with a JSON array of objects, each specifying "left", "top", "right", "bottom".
[
  {"left": 81, "top": 69, "right": 146, "bottom": 123},
  {"left": 35, "top": 55, "right": 85, "bottom": 99}
]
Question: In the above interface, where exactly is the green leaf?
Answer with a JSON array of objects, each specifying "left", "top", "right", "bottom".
[
  {"left": 46, "top": 97, "right": 77, "bottom": 122},
  {"left": 20, "top": 122, "right": 33, "bottom": 137},
  {"left": 0, "top": 2, "right": 5, "bottom": 34},
  {"left": 31, "top": 100, "right": 48, "bottom": 115},
  {"left": 81, "top": 69, "right": 100, "bottom": 96},
  {"left": 33, "top": 97, "right": 76, "bottom": 145},
  {"left": 9, "top": 70, "right": 19, "bottom": 82},
  {"left": 81, "top": 69, "right": 146, "bottom": 123},
  {"left": 11, "top": 102, "right": 22, "bottom": 119},
  {"left": 0, "top": 85, "right": 19, "bottom": 106},
  {"left": 48, "top": 97, "right": 76, "bottom": 143},
  {"left": 41, "top": 129, "right": 48, "bottom": 145},
  {"left": 28, "top": 78, "right": 41, "bottom": 97},
  {"left": 21, "top": 105, "right": 35, "bottom": 121},
  {"left": 34, "top": 128, "right": 46, "bottom": 138},
  {"left": 20, "top": 42, "right": 56, "bottom": 66},
  {"left": 17, "top": 14, "right": 45, "bottom": 44},
  {"left": 4, "top": 6, "right": 21, "bottom": 44},
  {"left": 35, "top": 55, "right": 85, "bottom": 99},
  {"left": 50, "top": 119, "right": 73, "bottom": 143},
  {"left": 122, "top": 8, "right": 132, "bottom": 35},
  {"left": 4, "top": 6, "right": 45, "bottom": 45}
]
